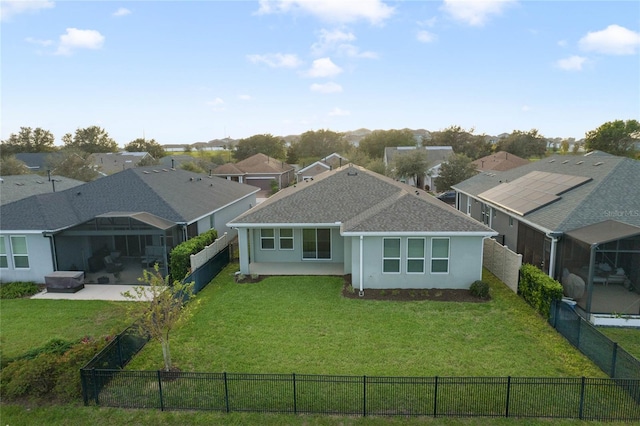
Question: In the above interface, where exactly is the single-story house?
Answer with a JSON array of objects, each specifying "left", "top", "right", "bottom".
[
  {"left": 0, "top": 174, "right": 84, "bottom": 205},
  {"left": 0, "top": 167, "right": 258, "bottom": 284},
  {"left": 452, "top": 151, "right": 640, "bottom": 321},
  {"left": 212, "top": 153, "right": 295, "bottom": 191},
  {"left": 296, "top": 153, "right": 348, "bottom": 182},
  {"left": 91, "top": 152, "right": 155, "bottom": 175},
  {"left": 472, "top": 151, "right": 529, "bottom": 172},
  {"left": 384, "top": 146, "right": 454, "bottom": 192},
  {"left": 228, "top": 164, "right": 496, "bottom": 291}
]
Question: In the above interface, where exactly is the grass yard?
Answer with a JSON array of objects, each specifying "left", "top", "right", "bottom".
[
  {"left": 0, "top": 299, "right": 130, "bottom": 359},
  {"left": 598, "top": 327, "right": 640, "bottom": 359},
  {"left": 128, "top": 264, "right": 603, "bottom": 378},
  {"left": 3, "top": 405, "right": 636, "bottom": 426}
]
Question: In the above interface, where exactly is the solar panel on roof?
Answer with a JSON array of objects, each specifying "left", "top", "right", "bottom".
[{"left": 478, "top": 171, "right": 591, "bottom": 216}]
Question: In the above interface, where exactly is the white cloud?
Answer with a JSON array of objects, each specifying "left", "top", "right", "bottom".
[
  {"left": 25, "top": 37, "right": 53, "bottom": 47},
  {"left": 521, "top": 105, "right": 531, "bottom": 112},
  {"left": 417, "top": 30, "right": 437, "bottom": 43},
  {"left": 256, "top": 0, "right": 394, "bottom": 25},
  {"left": 238, "top": 94, "right": 253, "bottom": 101},
  {"left": 310, "top": 82, "right": 343, "bottom": 93},
  {"left": 328, "top": 107, "right": 350, "bottom": 116},
  {"left": 247, "top": 53, "right": 303, "bottom": 68},
  {"left": 112, "top": 8, "right": 131, "bottom": 17},
  {"left": 555, "top": 55, "right": 587, "bottom": 71},
  {"left": 441, "top": 0, "right": 515, "bottom": 27},
  {"left": 579, "top": 24, "right": 640, "bottom": 55},
  {"left": 557, "top": 40, "right": 568, "bottom": 48},
  {"left": 305, "top": 57, "right": 343, "bottom": 78},
  {"left": 207, "top": 98, "right": 225, "bottom": 111},
  {"left": 311, "top": 28, "right": 355, "bottom": 55},
  {"left": 55, "top": 28, "right": 105, "bottom": 55},
  {"left": 338, "top": 44, "right": 378, "bottom": 59},
  {"left": 1, "top": 0, "right": 54, "bottom": 22}
]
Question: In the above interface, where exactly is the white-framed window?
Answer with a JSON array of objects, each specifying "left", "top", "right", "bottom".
[
  {"left": 407, "top": 238, "right": 425, "bottom": 273},
  {"left": 279, "top": 228, "right": 294, "bottom": 250},
  {"left": 0, "top": 236, "right": 7, "bottom": 268},
  {"left": 260, "top": 229, "right": 275, "bottom": 250},
  {"left": 302, "top": 228, "right": 331, "bottom": 259},
  {"left": 10, "top": 236, "right": 29, "bottom": 269},
  {"left": 383, "top": 238, "right": 401, "bottom": 273},
  {"left": 431, "top": 238, "right": 449, "bottom": 274}
]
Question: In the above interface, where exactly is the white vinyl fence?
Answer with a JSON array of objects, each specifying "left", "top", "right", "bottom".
[
  {"left": 483, "top": 238, "right": 522, "bottom": 293},
  {"left": 190, "top": 232, "right": 228, "bottom": 272}
]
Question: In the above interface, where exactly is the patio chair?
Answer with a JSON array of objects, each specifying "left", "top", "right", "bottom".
[{"left": 104, "top": 255, "right": 123, "bottom": 273}]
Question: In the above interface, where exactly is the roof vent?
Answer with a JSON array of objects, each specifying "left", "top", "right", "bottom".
[
  {"left": 143, "top": 171, "right": 150, "bottom": 174},
  {"left": 549, "top": 159, "right": 555, "bottom": 163},
  {"left": 593, "top": 161, "right": 603, "bottom": 166},
  {"left": 562, "top": 160, "right": 569, "bottom": 164},
  {"left": 347, "top": 170, "right": 358, "bottom": 176},
  {"left": 576, "top": 161, "right": 583, "bottom": 165},
  {"left": 153, "top": 170, "right": 160, "bottom": 173}
]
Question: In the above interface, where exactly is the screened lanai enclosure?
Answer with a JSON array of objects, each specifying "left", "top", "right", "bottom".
[
  {"left": 50, "top": 213, "right": 181, "bottom": 284},
  {"left": 558, "top": 220, "right": 640, "bottom": 322}
]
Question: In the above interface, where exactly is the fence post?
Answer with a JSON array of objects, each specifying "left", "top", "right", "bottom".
[
  {"left": 505, "top": 376, "right": 511, "bottom": 418},
  {"left": 157, "top": 370, "right": 164, "bottom": 411},
  {"left": 292, "top": 373, "right": 297, "bottom": 414},
  {"left": 117, "top": 335, "right": 124, "bottom": 368},
  {"left": 363, "top": 375, "right": 367, "bottom": 417},
  {"left": 81, "top": 369, "right": 88, "bottom": 406},
  {"left": 92, "top": 368, "right": 99, "bottom": 405},
  {"left": 433, "top": 376, "right": 438, "bottom": 417},
  {"left": 610, "top": 343, "right": 618, "bottom": 378},
  {"left": 224, "top": 372, "right": 230, "bottom": 413},
  {"left": 578, "top": 376, "right": 585, "bottom": 420}
]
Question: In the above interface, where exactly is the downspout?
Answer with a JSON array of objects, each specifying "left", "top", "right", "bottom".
[
  {"left": 359, "top": 235, "right": 364, "bottom": 296},
  {"left": 546, "top": 233, "right": 561, "bottom": 279}
]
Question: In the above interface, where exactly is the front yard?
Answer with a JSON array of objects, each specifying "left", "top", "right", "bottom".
[{"left": 127, "top": 264, "right": 603, "bottom": 377}]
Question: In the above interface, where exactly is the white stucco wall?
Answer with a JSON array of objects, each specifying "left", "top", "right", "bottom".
[
  {"left": 197, "top": 193, "right": 257, "bottom": 239},
  {"left": 0, "top": 232, "right": 54, "bottom": 284},
  {"left": 349, "top": 235, "right": 485, "bottom": 289}
]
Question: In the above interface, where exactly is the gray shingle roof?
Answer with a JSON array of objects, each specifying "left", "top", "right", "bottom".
[
  {"left": 229, "top": 164, "right": 494, "bottom": 234},
  {"left": 0, "top": 175, "right": 84, "bottom": 205},
  {"left": 453, "top": 152, "right": 640, "bottom": 232},
  {"left": 1, "top": 167, "right": 258, "bottom": 231}
]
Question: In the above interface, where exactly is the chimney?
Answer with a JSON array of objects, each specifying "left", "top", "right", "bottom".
[
  {"left": 52, "top": 179, "right": 56, "bottom": 192},
  {"left": 171, "top": 158, "right": 175, "bottom": 168}
]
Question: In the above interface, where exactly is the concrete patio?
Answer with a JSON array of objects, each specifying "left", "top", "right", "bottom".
[{"left": 31, "top": 284, "right": 155, "bottom": 301}]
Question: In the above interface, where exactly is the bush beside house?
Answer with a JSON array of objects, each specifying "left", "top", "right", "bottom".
[
  {"left": 519, "top": 263, "right": 563, "bottom": 319},
  {"left": 169, "top": 229, "right": 218, "bottom": 281}
]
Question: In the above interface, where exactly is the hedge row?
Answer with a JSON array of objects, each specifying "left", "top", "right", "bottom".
[
  {"left": 519, "top": 263, "right": 563, "bottom": 319},
  {"left": 169, "top": 228, "right": 218, "bottom": 281}
]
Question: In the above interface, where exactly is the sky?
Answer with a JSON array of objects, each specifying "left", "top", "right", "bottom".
[{"left": 1, "top": 0, "right": 639, "bottom": 146}]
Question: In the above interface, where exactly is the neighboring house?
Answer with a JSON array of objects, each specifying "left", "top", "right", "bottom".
[
  {"left": 0, "top": 167, "right": 258, "bottom": 284},
  {"left": 453, "top": 151, "right": 640, "bottom": 320},
  {"left": 163, "top": 144, "right": 190, "bottom": 152},
  {"left": 91, "top": 152, "right": 155, "bottom": 175},
  {"left": 228, "top": 164, "right": 496, "bottom": 292},
  {"left": 212, "top": 153, "right": 295, "bottom": 191},
  {"left": 14, "top": 152, "right": 52, "bottom": 171},
  {"left": 0, "top": 174, "right": 83, "bottom": 205},
  {"left": 472, "top": 151, "right": 529, "bottom": 172},
  {"left": 296, "top": 153, "right": 348, "bottom": 182},
  {"left": 384, "top": 146, "right": 454, "bottom": 192}
]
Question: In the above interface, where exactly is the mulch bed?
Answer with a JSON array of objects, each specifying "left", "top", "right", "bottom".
[{"left": 236, "top": 274, "right": 490, "bottom": 303}]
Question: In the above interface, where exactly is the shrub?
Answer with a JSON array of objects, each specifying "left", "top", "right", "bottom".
[
  {"left": 0, "top": 282, "right": 40, "bottom": 299},
  {"left": 0, "top": 337, "right": 106, "bottom": 403},
  {"left": 469, "top": 280, "right": 490, "bottom": 298},
  {"left": 169, "top": 228, "right": 218, "bottom": 281},
  {"left": 519, "top": 263, "right": 563, "bottom": 319}
]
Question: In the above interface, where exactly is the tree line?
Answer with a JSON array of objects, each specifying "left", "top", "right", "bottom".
[{"left": 2, "top": 120, "right": 638, "bottom": 188}]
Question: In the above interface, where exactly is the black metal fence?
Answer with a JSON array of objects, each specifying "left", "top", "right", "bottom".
[
  {"left": 79, "top": 370, "right": 640, "bottom": 420},
  {"left": 550, "top": 300, "right": 640, "bottom": 381}
]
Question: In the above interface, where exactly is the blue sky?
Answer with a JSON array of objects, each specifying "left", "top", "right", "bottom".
[{"left": 1, "top": 1, "right": 639, "bottom": 146}]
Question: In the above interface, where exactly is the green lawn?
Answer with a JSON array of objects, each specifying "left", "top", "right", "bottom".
[
  {"left": 0, "top": 299, "right": 130, "bottom": 359},
  {"left": 128, "top": 264, "right": 603, "bottom": 378},
  {"left": 1, "top": 404, "right": 633, "bottom": 426},
  {"left": 598, "top": 327, "right": 640, "bottom": 359}
]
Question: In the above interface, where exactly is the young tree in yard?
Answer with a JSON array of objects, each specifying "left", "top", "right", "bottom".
[
  {"left": 434, "top": 154, "right": 478, "bottom": 191},
  {"left": 584, "top": 119, "right": 640, "bottom": 158},
  {"left": 390, "top": 149, "right": 429, "bottom": 188},
  {"left": 122, "top": 266, "right": 197, "bottom": 372}
]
